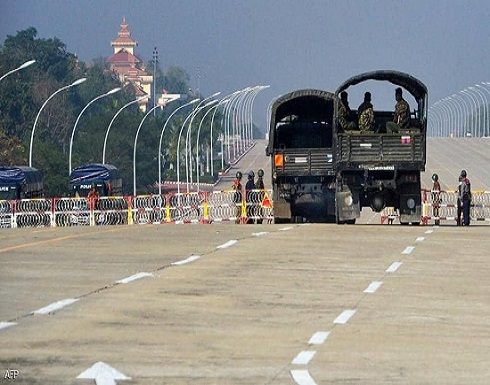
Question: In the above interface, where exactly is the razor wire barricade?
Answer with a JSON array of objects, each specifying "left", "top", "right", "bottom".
[
  {"left": 0, "top": 189, "right": 274, "bottom": 229},
  {"left": 422, "top": 189, "right": 490, "bottom": 224}
]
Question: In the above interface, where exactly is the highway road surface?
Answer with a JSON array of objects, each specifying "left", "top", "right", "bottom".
[{"left": 0, "top": 138, "right": 489, "bottom": 385}]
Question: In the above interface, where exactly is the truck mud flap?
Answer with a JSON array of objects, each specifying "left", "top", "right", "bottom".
[{"left": 336, "top": 191, "right": 360, "bottom": 222}]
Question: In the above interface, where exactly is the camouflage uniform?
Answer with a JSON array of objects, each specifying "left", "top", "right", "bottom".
[
  {"left": 339, "top": 100, "right": 357, "bottom": 131},
  {"left": 358, "top": 101, "right": 374, "bottom": 131},
  {"left": 394, "top": 99, "right": 410, "bottom": 129}
]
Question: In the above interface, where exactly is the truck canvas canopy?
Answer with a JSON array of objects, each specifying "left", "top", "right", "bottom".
[
  {"left": 69, "top": 163, "right": 122, "bottom": 197},
  {"left": 0, "top": 166, "right": 43, "bottom": 200}
]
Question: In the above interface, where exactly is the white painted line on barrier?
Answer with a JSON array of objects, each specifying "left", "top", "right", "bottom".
[
  {"left": 292, "top": 350, "right": 316, "bottom": 365},
  {"left": 363, "top": 281, "right": 383, "bottom": 294},
  {"left": 252, "top": 232, "right": 269, "bottom": 237},
  {"left": 217, "top": 240, "right": 238, "bottom": 249},
  {"left": 402, "top": 246, "right": 415, "bottom": 255},
  {"left": 415, "top": 237, "right": 425, "bottom": 242},
  {"left": 279, "top": 226, "right": 293, "bottom": 231},
  {"left": 116, "top": 272, "right": 152, "bottom": 284},
  {"left": 290, "top": 369, "right": 318, "bottom": 385},
  {"left": 333, "top": 309, "right": 356, "bottom": 324},
  {"left": 0, "top": 322, "right": 17, "bottom": 331},
  {"left": 34, "top": 298, "right": 79, "bottom": 315},
  {"left": 308, "top": 331, "right": 330, "bottom": 345},
  {"left": 171, "top": 255, "right": 201, "bottom": 266},
  {"left": 425, "top": 229, "right": 434, "bottom": 234},
  {"left": 386, "top": 261, "right": 403, "bottom": 273}
]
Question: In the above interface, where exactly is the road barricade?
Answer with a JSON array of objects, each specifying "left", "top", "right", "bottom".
[{"left": 14, "top": 198, "right": 52, "bottom": 228}]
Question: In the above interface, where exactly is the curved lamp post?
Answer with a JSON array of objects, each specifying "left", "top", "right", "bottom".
[
  {"left": 103, "top": 95, "right": 149, "bottom": 164},
  {"left": 29, "top": 77, "right": 87, "bottom": 167},
  {"left": 468, "top": 86, "right": 487, "bottom": 137},
  {"left": 0, "top": 59, "right": 35, "bottom": 83},
  {"left": 209, "top": 96, "right": 234, "bottom": 176},
  {"left": 158, "top": 98, "right": 199, "bottom": 195},
  {"left": 461, "top": 89, "right": 479, "bottom": 137},
  {"left": 69, "top": 87, "right": 121, "bottom": 174}
]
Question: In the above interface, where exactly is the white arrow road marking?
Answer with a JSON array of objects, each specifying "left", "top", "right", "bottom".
[
  {"left": 333, "top": 309, "right": 356, "bottom": 324},
  {"left": 308, "top": 331, "right": 330, "bottom": 345},
  {"left": 252, "top": 231, "right": 269, "bottom": 237},
  {"left": 33, "top": 298, "right": 79, "bottom": 315},
  {"left": 171, "top": 255, "right": 200, "bottom": 266},
  {"left": 402, "top": 246, "right": 415, "bottom": 255},
  {"left": 364, "top": 281, "right": 383, "bottom": 294},
  {"left": 290, "top": 369, "right": 318, "bottom": 385},
  {"left": 0, "top": 322, "right": 16, "bottom": 331},
  {"left": 216, "top": 240, "right": 237, "bottom": 249},
  {"left": 116, "top": 272, "right": 152, "bottom": 284},
  {"left": 77, "top": 361, "right": 131, "bottom": 385},
  {"left": 386, "top": 261, "right": 403, "bottom": 273},
  {"left": 292, "top": 350, "right": 316, "bottom": 365}
]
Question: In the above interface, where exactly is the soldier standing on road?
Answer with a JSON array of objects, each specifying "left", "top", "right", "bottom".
[
  {"left": 386, "top": 87, "right": 410, "bottom": 133},
  {"left": 458, "top": 169, "right": 472, "bottom": 226},
  {"left": 255, "top": 169, "right": 265, "bottom": 224},
  {"left": 232, "top": 171, "right": 243, "bottom": 224},
  {"left": 245, "top": 170, "right": 256, "bottom": 224},
  {"left": 431, "top": 173, "right": 441, "bottom": 225}
]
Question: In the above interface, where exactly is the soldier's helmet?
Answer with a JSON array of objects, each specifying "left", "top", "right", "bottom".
[
  {"left": 248, "top": 170, "right": 255, "bottom": 178},
  {"left": 460, "top": 169, "right": 467, "bottom": 178},
  {"left": 258, "top": 169, "right": 264, "bottom": 177},
  {"left": 236, "top": 171, "right": 242, "bottom": 179},
  {"left": 432, "top": 173, "right": 438, "bottom": 181}
]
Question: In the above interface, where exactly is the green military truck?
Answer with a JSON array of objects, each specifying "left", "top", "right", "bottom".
[
  {"left": 266, "top": 89, "right": 336, "bottom": 223},
  {"left": 333, "top": 70, "right": 428, "bottom": 225}
]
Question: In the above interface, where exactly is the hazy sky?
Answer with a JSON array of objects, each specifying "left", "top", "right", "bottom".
[{"left": 2, "top": 0, "right": 490, "bottom": 127}]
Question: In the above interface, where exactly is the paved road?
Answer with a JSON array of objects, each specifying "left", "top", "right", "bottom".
[{"left": 0, "top": 138, "right": 489, "bottom": 385}]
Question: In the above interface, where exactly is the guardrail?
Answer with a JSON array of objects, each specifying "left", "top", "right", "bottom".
[{"left": 0, "top": 189, "right": 274, "bottom": 229}]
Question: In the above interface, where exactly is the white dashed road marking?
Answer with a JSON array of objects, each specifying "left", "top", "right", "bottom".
[
  {"left": 290, "top": 369, "right": 318, "bottom": 385},
  {"left": 386, "top": 261, "right": 403, "bottom": 273},
  {"left": 308, "top": 331, "right": 330, "bottom": 345},
  {"left": 33, "top": 298, "right": 79, "bottom": 315},
  {"left": 216, "top": 240, "right": 238, "bottom": 249},
  {"left": 0, "top": 322, "right": 17, "bottom": 331},
  {"left": 291, "top": 351, "right": 317, "bottom": 365},
  {"left": 171, "top": 255, "right": 200, "bottom": 266},
  {"left": 425, "top": 229, "right": 434, "bottom": 234},
  {"left": 402, "top": 246, "right": 415, "bottom": 255},
  {"left": 116, "top": 272, "right": 152, "bottom": 284},
  {"left": 279, "top": 227, "right": 293, "bottom": 231},
  {"left": 363, "top": 281, "right": 383, "bottom": 294},
  {"left": 333, "top": 309, "right": 356, "bottom": 324},
  {"left": 252, "top": 232, "right": 269, "bottom": 237},
  {"left": 415, "top": 237, "right": 425, "bottom": 242}
]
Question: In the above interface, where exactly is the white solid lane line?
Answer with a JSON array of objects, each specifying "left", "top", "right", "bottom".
[
  {"left": 216, "top": 240, "right": 238, "bottom": 249},
  {"left": 290, "top": 369, "right": 318, "bottom": 385},
  {"left": 333, "top": 309, "right": 356, "bottom": 324},
  {"left": 291, "top": 351, "right": 317, "bottom": 365},
  {"left": 386, "top": 261, "right": 403, "bottom": 273},
  {"left": 171, "top": 255, "right": 201, "bottom": 266},
  {"left": 363, "top": 281, "right": 383, "bottom": 294},
  {"left": 308, "top": 331, "right": 330, "bottom": 345},
  {"left": 0, "top": 322, "right": 17, "bottom": 331},
  {"left": 116, "top": 272, "right": 152, "bottom": 284},
  {"left": 33, "top": 298, "right": 79, "bottom": 315}
]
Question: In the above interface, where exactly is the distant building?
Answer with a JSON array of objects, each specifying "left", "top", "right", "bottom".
[{"left": 106, "top": 17, "right": 153, "bottom": 111}]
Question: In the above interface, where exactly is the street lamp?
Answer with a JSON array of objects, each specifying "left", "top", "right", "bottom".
[
  {"left": 103, "top": 95, "right": 149, "bottom": 164},
  {"left": 69, "top": 87, "right": 121, "bottom": 174},
  {"left": 469, "top": 86, "right": 487, "bottom": 137},
  {"left": 29, "top": 77, "right": 86, "bottom": 167},
  {"left": 209, "top": 96, "right": 232, "bottom": 176},
  {"left": 0, "top": 59, "right": 36, "bottom": 82},
  {"left": 461, "top": 89, "right": 479, "bottom": 137},
  {"left": 158, "top": 98, "right": 199, "bottom": 195}
]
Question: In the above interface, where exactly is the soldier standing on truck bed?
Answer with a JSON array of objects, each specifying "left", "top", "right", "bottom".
[
  {"left": 358, "top": 92, "right": 375, "bottom": 132},
  {"left": 339, "top": 91, "right": 358, "bottom": 131},
  {"left": 386, "top": 87, "right": 410, "bottom": 133}
]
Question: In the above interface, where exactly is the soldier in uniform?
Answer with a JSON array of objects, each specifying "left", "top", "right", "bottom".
[
  {"left": 255, "top": 169, "right": 265, "bottom": 224},
  {"left": 245, "top": 170, "right": 256, "bottom": 224},
  {"left": 458, "top": 169, "right": 472, "bottom": 226},
  {"left": 431, "top": 173, "right": 441, "bottom": 225},
  {"left": 358, "top": 92, "right": 375, "bottom": 132},
  {"left": 386, "top": 87, "right": 410, "bottom": 133},
  {"left": 232, "top": 171, "right": 243, "bottom": 224},
  {"left": 338, "top": 91, "right": 358, "bottom": 131}
]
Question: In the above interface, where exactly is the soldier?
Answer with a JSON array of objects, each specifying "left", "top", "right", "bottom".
[
  {"left": 358, "top": 92, "right": 375, "bottom": 132},
  {"left": 232, "top": 171, "right": 243, "bottom": 224},
  {"left": 339, "top": 91, "right": 358, "bottom": 131},
  {"left": 256, "top": 169, "right": 265, "bottom": 224},
  {"left": 386, "top": 87, "right": 410, "bottom": 133},
  {"left": 245, "top": 170, "right": 256, "bottom": 224},
  {"left": 458, "top": 169, "right": 472, "bottom": 226},
  {"left": 431, "top": 173, "right": 441, "bottom": 225}
]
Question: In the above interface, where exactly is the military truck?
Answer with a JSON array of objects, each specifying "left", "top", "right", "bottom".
[
  {"left": 266, "top": 89, "right": 336, "bottom": 223},
  {"left": 333, "top": 70, "right": 428, "bottom": 225},
  {"left": 69, "top": 163, "right": 122, "bottom": 197}
]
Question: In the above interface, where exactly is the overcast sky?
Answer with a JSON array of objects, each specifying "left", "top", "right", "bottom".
[{"left": 2, "top": 0, "right": 490, "bottom": 128}]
